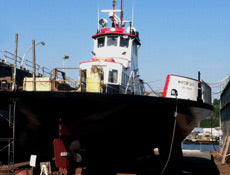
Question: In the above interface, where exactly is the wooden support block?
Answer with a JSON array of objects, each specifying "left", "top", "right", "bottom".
[{"left": 221, "top": 135, "right": 230, "bottom": 164}]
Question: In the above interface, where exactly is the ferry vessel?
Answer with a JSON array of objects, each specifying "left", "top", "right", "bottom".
[{"left": 0, "top": 1, "right": 213, "bottom": 174}]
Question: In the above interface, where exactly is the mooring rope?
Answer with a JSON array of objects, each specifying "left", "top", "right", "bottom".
[{"left": 160, "top": 95, "right": 178, "bottom": 175}]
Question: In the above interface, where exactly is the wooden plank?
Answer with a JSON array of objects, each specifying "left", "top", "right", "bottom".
[{"left": 0, "top": 161, "right": 30, "bottom": 170}]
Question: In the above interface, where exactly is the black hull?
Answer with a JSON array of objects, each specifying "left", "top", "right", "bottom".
[
  {"left": 0, "top": 63, "right": 32, "bottom": 87},
  {"left": 0, "top": 91, "right": 213, "bottom": 173}
]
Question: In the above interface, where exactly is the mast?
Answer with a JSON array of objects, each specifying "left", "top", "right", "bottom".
[
  {"left": 120, "top": 0, "right": 123, "bottom": 28},
  {"left": 112, "top": 0, "right": 116, "bottom": 27},
  {"left": 97, "top": 7, "right": 100, "bottom": 32}
]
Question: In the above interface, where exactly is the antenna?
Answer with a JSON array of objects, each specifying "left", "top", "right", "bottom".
[
  {"left": 97, "top": 7, "right": 100, "bottom": 32},
  {"left": 112, "top": 0, "right": 116, "bottom": 27},
  {"left": 120, "top": 0, "right": 123, "bottom": 28},
  {"left": 132, "top": 0, "right": 134, "bottom": 27}
]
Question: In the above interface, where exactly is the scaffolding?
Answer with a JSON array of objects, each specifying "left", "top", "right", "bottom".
[
  {"left": 8, "top": 97, "right": 16, "bottom": 174},
  {"left": 0, "top": 97, "right": 16, "bottom": 174}
]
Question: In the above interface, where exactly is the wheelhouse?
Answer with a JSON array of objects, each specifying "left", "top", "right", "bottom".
[{"left": 78, "top": 2, "right": 144, "bottom": 95}]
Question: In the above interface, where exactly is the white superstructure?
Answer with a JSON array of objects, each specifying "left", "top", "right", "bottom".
[{"left": 78, "top": 1, "right": 144, "bottom": 95}]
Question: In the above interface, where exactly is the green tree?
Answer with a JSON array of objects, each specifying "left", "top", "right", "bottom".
[{"left": 200, "top": 99, "right": 220, "bottom": 128}]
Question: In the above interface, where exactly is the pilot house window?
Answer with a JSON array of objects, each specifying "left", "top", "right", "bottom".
[
  {"left": 108, "top": 69, "right": 118, "bottom": 83},
  {"left": 120, "top": 37, "right": 129, "bottom": 48},
  {"left": 97, "top": 37, "right": 105, "bottom": 48},
  {"left": 107, "top": 36, "right": 118, "bottom": 47}
]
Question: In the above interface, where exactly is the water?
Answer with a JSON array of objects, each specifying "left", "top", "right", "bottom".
[{"left": 182, "top": 144, "right": 219, "bottom": 151}]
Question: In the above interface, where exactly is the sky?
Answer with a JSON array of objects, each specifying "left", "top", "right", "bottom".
[{"left": 0, "top": 0, "right": 230, "bottom": 97}]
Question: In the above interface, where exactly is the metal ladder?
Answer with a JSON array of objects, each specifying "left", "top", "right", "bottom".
[
  {"left": 0, "top": 97, "right": 16, "bottom": 174},
  {"left": 7, "top": 98, "right": 16, "bottom": 174}
]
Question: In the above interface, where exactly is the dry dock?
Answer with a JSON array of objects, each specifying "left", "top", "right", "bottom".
[
  {"left": 182, "top": 150, "right": 219, "bottom": 175},
  {"left": 214, "top": 160, "right": 230, "bottom": 175},
  {"left": 0, "top": 150, "right": 229, "bottom": 175},
  {"left": 148, "top": 149, "right": 222, "bottom": 174},
  {"left": 182, "top": 150, "right": 230, "bottom": 175},
  {"left": 212, "top": 151, "right": 230, "bottom": 175}
]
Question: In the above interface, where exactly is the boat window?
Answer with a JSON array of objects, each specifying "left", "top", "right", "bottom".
[
  {"left": 108, "top": 69, "right": 118, "bottom": 83},
  {"left": 97, "top": 37, "right": 105, "bottom": 48},
  {"left": 120, "top": 37, "right": 129, "bottom": 48},
  {"left": 107, "top": 36, "right": 118, "bottom": 47},
  {"left": 81, "top": 69, "right": 87, "bottom": 92}
]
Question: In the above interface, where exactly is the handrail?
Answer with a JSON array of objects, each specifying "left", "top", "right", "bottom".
[{"left": 0, "top": 50, "right": 52, "bottom": 78}]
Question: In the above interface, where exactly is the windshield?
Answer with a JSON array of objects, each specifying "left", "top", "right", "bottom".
[
  {"left": 120, "top": 37, "right": 129, "bottom": 48},
  {"left": 107, "top": 36, "right": 118, "bottom": 47},
  {"left": 97, "top": 37, "right": 105, "bottom": 48}
]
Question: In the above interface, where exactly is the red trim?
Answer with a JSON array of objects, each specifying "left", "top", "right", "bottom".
[
  {"left": 92, "top": 28, "right": 136, "bottom": 39},
  {"left": 92, "top": 28, "right": 141, "bottom": 45},
  {"left": 113, "top": 57, "right": 130, "bottom": 62},
  {"left": 80, "top": 58, "right": 122, "bottom": 65},
  {"left": 105, "top": 58, "right": 115, "bottom": 62},
  {"left": 80, "top": 60, "right": 97, "bottom": 64},
  {"left": 92, "top": 32, "right": 136, "bottom": 38},
  {"left": 163, "top": 75, "right": 171, "bottom": 97},
  {"left": 101, "top": 28, "right": 125, "bottom": 33},
  {"left": 80, "top": 57, "right": 130, "bottom": 65},
  {"left": 104, "top": 60, "right": 122, "bottom": 65},
  {"left": 93, "top": 57, "right": 130, "bottom": 62}
]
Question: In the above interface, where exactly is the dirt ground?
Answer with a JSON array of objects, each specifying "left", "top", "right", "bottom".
[{"left": 212, "top": 151, "right": 230, "bottom": 175}]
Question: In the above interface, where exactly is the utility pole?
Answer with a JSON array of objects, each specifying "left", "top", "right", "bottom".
[
  {"left": 12, "top": 34, "right": 18, "bottom": 91},
  {"left": 32, "top": 40, "right": 36, "bottom": 91}
]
